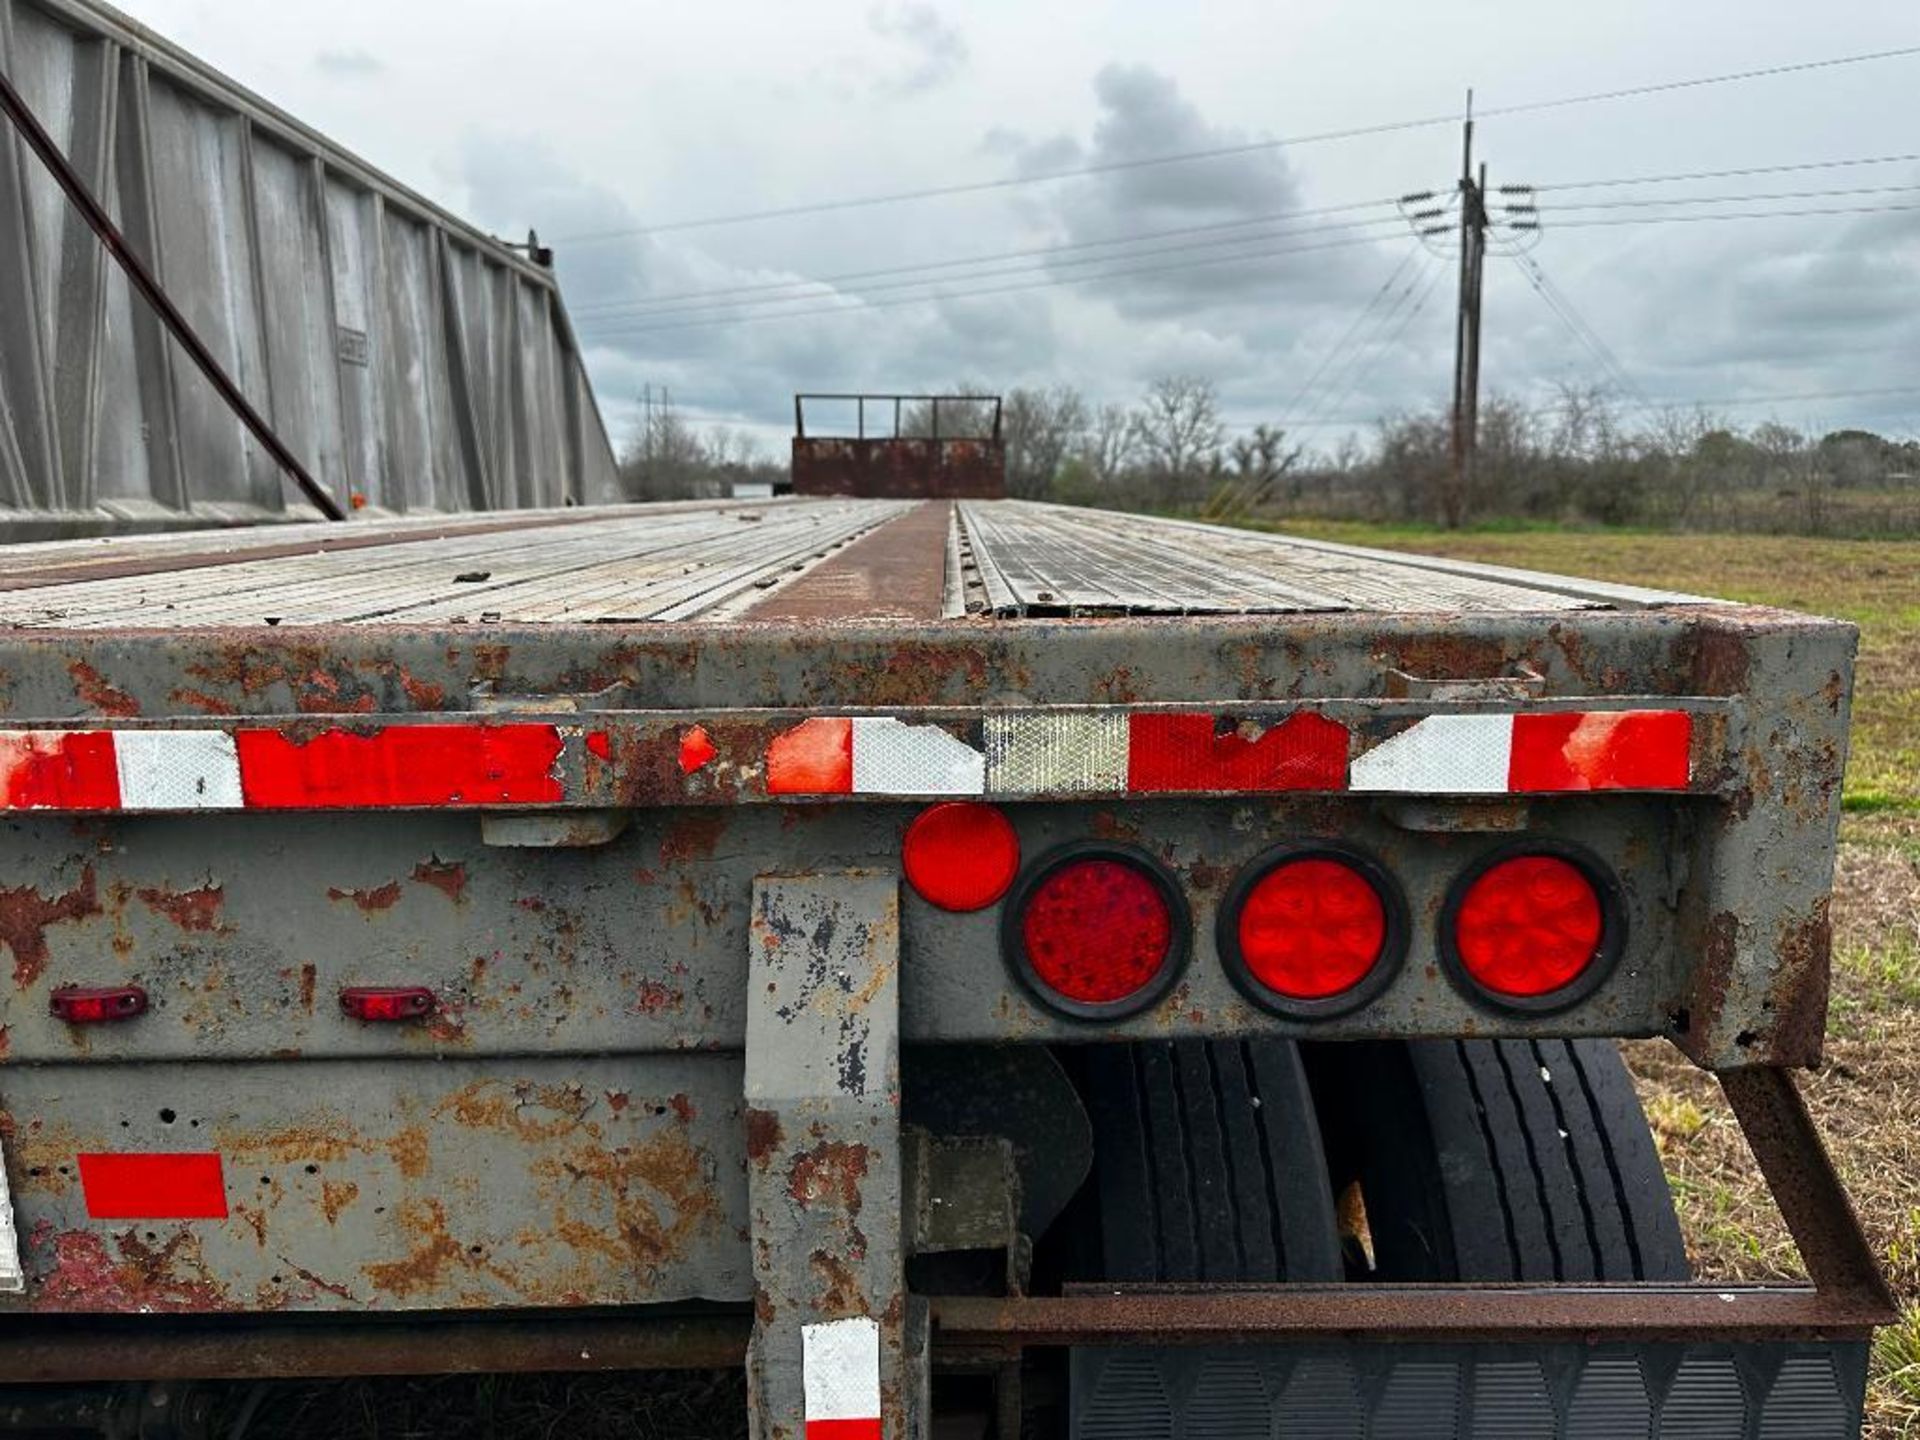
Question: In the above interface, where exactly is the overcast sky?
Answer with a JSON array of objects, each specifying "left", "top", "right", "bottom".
[{"left": 117, "top": 1, "right": 1920, "bottom": 457}]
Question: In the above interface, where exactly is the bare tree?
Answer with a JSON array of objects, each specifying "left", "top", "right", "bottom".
[
  {"left": 1130, "top": 375, "right": 1224, "bottom": 507},
  {"left": 1205, "top": 424, "right": 1302, "bottom": 519},
  {"left": 1001, "top": 384, "right": 1089, "bottom": 499},
  {"left": 619, "top": 385, "right": 707, "bottom": 500}
]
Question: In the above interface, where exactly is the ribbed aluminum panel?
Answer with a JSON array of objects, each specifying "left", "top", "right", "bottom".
[
  {"left": 0, "top": 498, "right": 907, "bottom": 626},
  {"left": 959, "top": 501, "right": 1706, "bottom": 614},
  {"left": 0, "top": 0, "right": 619, "bottom": 538}
]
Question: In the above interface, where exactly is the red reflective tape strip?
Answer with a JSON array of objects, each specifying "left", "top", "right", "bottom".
[
  {"left": 805, "top": 1422, "right": 881, "bottom": 1440},
  {"left": 1509, "top": 710, "right": 1693, "bottom": 791},
  {"left": 1127, "top": 712, "right": 1349, "bottom": 793},
  {"left": 78, "top": 1153, "right": 228, "bottom": 1220},
  {"left": 766, "top": 717, "right": 854, "bottom": 795},
  {"left": 0, "top": 731, "right": 120, "bottom": 810},
  {"left": 234, "top": 724, "right": 566, "bottom": 808}
]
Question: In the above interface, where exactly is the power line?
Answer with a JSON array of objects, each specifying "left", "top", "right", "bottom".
[
  {"left": 551, "top": 43, "right": 1920, "bottom": 242},
  {"left": 1268, "top": 245, "right": 1425, "bottom": 426},
  {"left": 1504, "top": 251, "right": 1656, "bottom": 414},
  {"left": 572, "top": 215, "right": 1407, "bottom": 328},
  {"left": 1291, "top": 254, "right": 1442, "bottom": 431},
  {"left": 1537, "top": 180, "right": 1920, "bottom": 212},
  {"left": 1551, "top": 200, "right": 1920, "bottom": 228},
  {"left": 568, "top": 196, "right": 1405, "bottom": 317},
  {"left": 1528, "top": 149, "right": 1920, "bottom": 192},
  {"left": 1225, "top": 383, "right": 1920, "bottom": 432},
  {"left": 574, "top": 228, "right": 1396, "bottom": 339},
  {"left": 1299, "top": 259, "right": 1450, "bottom": 430}
]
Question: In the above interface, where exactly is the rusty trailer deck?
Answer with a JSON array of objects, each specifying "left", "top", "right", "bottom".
[
  {"left": 0, "top": 497, "right": 1882, "bottom": 1436},
  {"left": 0, "top": 497, "right": 1700, "bottom": 627}
]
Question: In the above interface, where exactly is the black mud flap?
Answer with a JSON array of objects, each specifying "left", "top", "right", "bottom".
[{"left": 1071, "top": 1341, "right": 1869, "bottom": 1439}]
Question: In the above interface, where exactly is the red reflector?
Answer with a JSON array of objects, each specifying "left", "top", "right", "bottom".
[
  {"left": 1236, "top": 858, "right": 1387, "bottom": 1000},
  {"left": 1018, "top": 855, "right": 1177, "bottom": 1009},
  {"left": 1453, "top": 854, "right": 1605, "bottom": 998},
  {"left": 50, "top": 985, "right": 148, "bottom": 1024},
  {"left": 340, "top": 986, "right": 437, "bottom": 1022},
  {"left": 903, "top": 803, "right": 1020, "bottom": 912},
  {"left": 78, "top": 1153, "right": 228, "bottom": 1220}
]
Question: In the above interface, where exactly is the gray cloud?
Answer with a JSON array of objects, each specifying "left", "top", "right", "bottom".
[
  {"left": 867, "top": 3, "right": 969, "bottom": 95},
  {"left": 313, "top": 47, "right": 382, "bottom": 77}
]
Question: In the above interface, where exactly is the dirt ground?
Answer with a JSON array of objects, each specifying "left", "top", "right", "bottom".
[{"left": 1287, "top": 522, "right": 1920, "bottom": 1437}]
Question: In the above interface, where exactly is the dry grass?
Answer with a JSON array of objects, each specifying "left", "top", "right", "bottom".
[{"left": 1286, "top": 522, "right": 1920, "bottom": 1436}]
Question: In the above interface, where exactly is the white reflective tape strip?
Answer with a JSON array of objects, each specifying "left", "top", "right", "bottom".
[
  {"left": 849, "top": 718, "right": 984, "bottom": 796},
  {"left": 113, "top": 730, "right": 245, "bottom": 810},
  {"left": 801, "top": 1316, "right": 881, "bottom": 1421},
  {"left": 1349, "top": 713, "right": 1515, "bottom": 793},
  {"left": 984, "top": 711, "right": 1128, "bottom": 794},
  {"left": 0, "top": 1134, "right": 23, "bottom": 1293}
]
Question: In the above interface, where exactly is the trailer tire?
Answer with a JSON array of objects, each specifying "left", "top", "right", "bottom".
[
  {"left": 1311, "top": 1037, "right": 1689, "bottom": 1283},
  {"left": 1075, "top": 1039, "right": 1344, "bottom": 1282}
]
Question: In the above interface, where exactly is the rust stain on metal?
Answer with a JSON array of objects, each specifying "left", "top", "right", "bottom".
[
  {"left": 387, "top": 1125, "right": 431, "bottom": 1180},
  {"left": 745, "top": 1108, "right": 784, "bottom": 1164},
  {"left": 787, "top": 1140, "right": 869, "bottom": 1213},
  {"left": 298, "top": 962, "right": 317, "bottom": 1012},
  {"left": 361, "top": 1197, "right": 506, "bottom": 1300},
  {"left": 36, "top": 1229, "right": 231, "bottom": 1313},
  {"left": 398, "top": 669, "right": 447, "bottom": 710},
  {"left": 1, "top": 865, "right": 100, "bottom": 988},
  {"left": 436, "top": 1079, "right": 595, "bottom": 1143},
  {"left": 135, "top": 882, "right": 227, "bottom": 933},
  {"left": 168, "top": 686, "right": 239, "bottom": 716},
  {"left": 809, "top": 1248, "right": 869, "bottom": 1313},
  {"left": 744, "top": 502, "right": 952, "bottom": 623},
  {"left": 320, "top": 1179, "right": 361, "bottom": 1225},
  {"left": 1765, "top": 899, "right": 1834, "bottom": 1067},
  {"left": 533, "top": 1127, "right": 720, "bottom": 1272},
  {"left": 410, "top": 859, "right": 468, "bottom": 902},
  {"left": 66, "top": 660, "right": 139, "bottom": 717},
  {"left": 327, "top": 881, "right": 403, "bottom": 913},
  {"left": 659, "top": 812, "right": 728, "bottom": 864}
]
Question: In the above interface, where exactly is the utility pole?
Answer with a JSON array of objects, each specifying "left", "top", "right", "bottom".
[{"left": 1448, "top": 93, "right": 1491, "bottom": 529}]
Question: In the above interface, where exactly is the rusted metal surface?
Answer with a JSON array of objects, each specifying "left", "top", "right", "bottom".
[
  {"left": 0, "top": 802, "right": 1691, "bottom": 1061},
  {"left": 793, "top": 438, "right": 1006, "bottom": 501},
  {"left": 0, "top": 1311, "right": 751, "bottom": 1382},
  {"left": 792, "top": 395, "right": 1005, "bottom": 501},
  {"left": 1720, "top": 1066, "right": 1895, "bottom": 1309},
  {"left": 932, "top": 1285, "right": 1888, "bottom": 1347},
  {"left": 743, "top": 873, "right": 922, "bottom": 1438},
  {"left": 744, "top": 502, "right": 954, "bottom": 623},
  {"left": 2, "top": 1057, "right": 751, "bottom": 1312}
]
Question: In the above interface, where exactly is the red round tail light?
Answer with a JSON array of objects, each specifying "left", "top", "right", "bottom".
[
  {"left": 1444, "top": 848, "right": 1620, "bottom": 1007},
  {"left": 903, "top": 802, "right": 1021, "bottom": 912},
  {"left": 1004, "top": 845, "right": 1190, "bottom": 1018},
  {"left": 1219, "top": 847, "right": 1406, "bottom": 1017}
]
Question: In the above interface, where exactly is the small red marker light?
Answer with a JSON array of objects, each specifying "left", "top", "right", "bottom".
[
  {"left": 50, "top": 985, "right": 148, "bottom": 1024},
  {"left": 1005, "top": 847, "right": 1189, "bottom": 1017},
  {"left": 902, "top": 802, "right": 1020, "bottom": 912},
  {"left": 340, "top": 986, "right": 437, "bottom": 1022},
  {"left": 1449, "top": 852, "right": 1611, "bottom": 1002}
]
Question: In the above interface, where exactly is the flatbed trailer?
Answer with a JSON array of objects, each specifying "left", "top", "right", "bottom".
[{"left": 0, "top": 497, "right": 1892, "bottom": 1437}]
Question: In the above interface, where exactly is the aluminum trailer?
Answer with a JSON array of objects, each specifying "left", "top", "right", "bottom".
[
  {"left": 0, "top": 497, "right": 1891, "bottom": 1436},
  {"left": 0, "top": 0, "right": 620, "bottom": 540}
]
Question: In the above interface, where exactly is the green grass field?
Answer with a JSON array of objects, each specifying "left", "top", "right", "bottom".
[{"left": 1278, "top": 521, "right": 1920, "bottom": 1435}]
